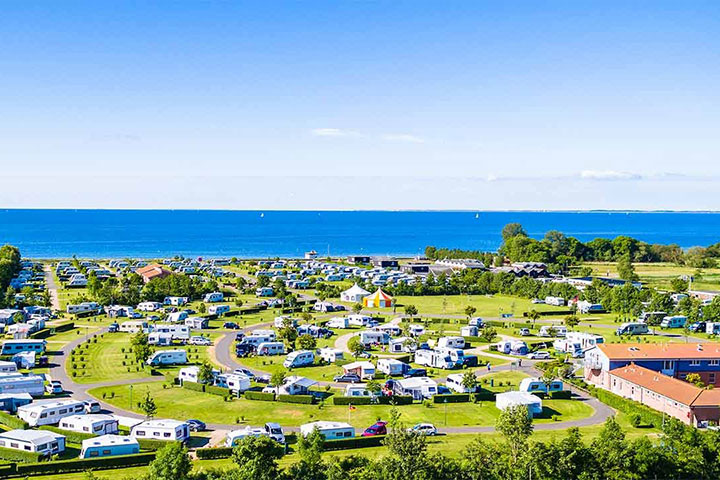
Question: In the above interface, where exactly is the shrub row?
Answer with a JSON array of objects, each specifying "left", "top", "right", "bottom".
[
  {"left": 0, "top": 410, "right": 28, "bottom": 430},
  {"left": 591, "top": 386, "right": 664, "bottom": 427},
  {"left": 433, "top": 393, "right": 470, "bottom": 403},
  {"left": 30, "top": 328, "right": 51, "bottom": 339},
  {"left": 332, "top": 396, "right": 372, "bottom": 406},
  {"left": 13, "top": 452, "right": 156, "bottom": 476},
  {"left": 0, "top": 446, "right": 43, "bottom": 463},
  {"left": 244, "top": 391, "right": 275, "bottom": 401},
  {"left": 472, "top": 391, "right": 496, "bottom": 401},
  {"left": 323, "top": 435, "right": 385, "bottom": 451},
  {"left": 54, "top": 321, "right": 75, "bottom": 332},
  {"left": 196, "top": 447, "right": 234, "bottom": 459},
  {"left": 182, "top": 381, "right": 205, "bottom": 392},
  {"left": 376, "top": 395, "right": 413, "bottom": 405},
  {"left": 276, "top": 394, "right": 314, "bottom": 404},
  {"left": 39, "top": 425, "right": 96, "bottom": 444},
  {"left": 206, "top": 385, "right": 232, "bottom": 397}
]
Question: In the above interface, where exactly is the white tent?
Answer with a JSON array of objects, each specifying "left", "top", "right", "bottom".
[
  {"left": 341, "top": 284, "right": 370, "bottom": 303},
  {"left": 495, "top": 392, "right": 543, "bottom": 417}
]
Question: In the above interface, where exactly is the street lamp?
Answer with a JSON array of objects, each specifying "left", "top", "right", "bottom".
[{"left": 129, "top": 385, "right": 133, "bottom": 411}]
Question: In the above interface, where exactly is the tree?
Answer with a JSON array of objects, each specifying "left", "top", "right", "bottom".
[
  {"left": 381, "top": 407, "right": 429, "bottom": 478},
  {"left": 496, "top": 404, "right": 533, "bottom": 460},
  {"left": 564, "top": 314, "right": 580, "bottom": 329},
  {"left": 527, "top": 309, "right": 540, "bottom": 324},
  {"left": 540, "top": 368, "right": 558, "bottom": 392},
  {"left": 197, "top": 361, "right": 215, "bottom": 384},
  {"left": 617, "top": 253, "right": 638, "bottom": 281},
  {"left": 686, "top": 373, "right": 705, "bottom": 388},
  {"left": 298, "top": 334, "right": 317, "bottom": 350},
  {"left": 270, "top": 369, "right": 286, "bottom": 387},
  {"left": 198, "top": 302, "right": 207, "bottom": 314},
  {"left": 352, "top": 302, "right": 363, "bottom": 314},
  {"left": 300, "top": 311, "right": 313, "bottom": 325},
  {"left": 501, "top": 223, "right": 527, "bottom": 242},
  {"left": 480, "top": 326, "right": 497, "bottom": 343},
  {"left": 147, "top": 442, "right": 192, "bottom": 480},
  {"left": 404, "top": 304, "right": 418, "bottom": 319},
  {"left": 464, "top": 305, "right": 477, "bottom": 319},
  {"left": 670, "top": 277, "right": 689, "bottom": 292},
  {"left": 348, "top": 336, "right": 365, "bottom": 358},
  {"left": 130, "top": 332, "right": 152, "bottom": 364},
  {"left": 139, "top": 390, "right": 157, "bottom": 418},
  {"left": 231, "top": 435, "right": 285, "bottom": 480},
  {"left": 461, "top": 370, "right": 478, "bottom": 393}
]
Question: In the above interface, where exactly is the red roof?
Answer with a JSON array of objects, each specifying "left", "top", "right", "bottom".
[{"left": 598, "top": 343, "right": 720, "bottom": 360}]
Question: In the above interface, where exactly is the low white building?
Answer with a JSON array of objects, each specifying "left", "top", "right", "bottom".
[
  {"left": 80, "top": 434, "right": 140, "bottom": 459},
  {"left": 0, "top": 429, "right": 65, "bottom": 456},
  {"left": 130, "top": 419, "right": 190, "bottom": 442}
]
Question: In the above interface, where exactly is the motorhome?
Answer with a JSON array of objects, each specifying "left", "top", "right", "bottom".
[
  {"left": 437, "top": 336, "right": 465, "bottom": 349},
  {"left": 377, "top": 358, "right": 406, "bottom": 376},
  {"left": 283, "top": 350, "right": 314, "bottom": 368},
  {"left": 80, "top": 434, "right": 140, "bottom": 459},
  {"left": 226, "top": 423, "right": 286, "bottom": 446},
  {"left": 393, "top": 377, "right": 438, "bottom": 400},
  {"left": 616, "top": 322, "right": 649, "bottom": 336},
  {"left": 18, "top": 399, "right": 86, "bottom": 427},
  {"left": 446, "top": 373, "right": 478, "bottom": 393},
  {"left": 215, "top": 373, "right": 251, "bottom": 393},
  {"left": 414, "top": 349, "right": 455, "bottom": 369},
  {"left": 119, "top": 321, "right": 149, "bottom": 334},
  {"left": 146, "top": 349, "right": 187, "bottom": 366},
  {"left": 130, "top": 419, "right": 190, "bottom": 442},
  {"left": 0, "top": 340, "right": 46, "bottom": 356},
  {"left": 545, "top": 296, "right": 565, "bottom": 307},
  {"left": 660, "top": 315, "right": 687, "bottom": 329},
  {"left": 358, "top": 330, "right": 389, "bottom": 346},
  {"left": 59, "top": 414, "right": 119, "bottom": 435},
  {"left": 318, "top": 348, "right": 344, "bottom": 363},
  {"left": 208, "top": 305, "right": 230, "bottom": 316},
  {"left": 256, "top": 342, "right": 285, "bottom": 356},
  {"left": 300, "top": 421, "right": 355, "bottom": 439}
]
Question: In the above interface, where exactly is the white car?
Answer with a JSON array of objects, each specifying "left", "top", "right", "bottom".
[
  {"left": 189, "top": 336, "right": 212, "bottom": 346},
  {"left": 531, "top": 299, "right": 545, "bottom": 304},
  {"left": 527, "top": 351, "right": 551, "bottom": 360},
  {"left": 518, "top": 328, "right": 531, "bottom": 336},
  {"left": 408, "top": 423, "right": 438, "bottom": 436}
]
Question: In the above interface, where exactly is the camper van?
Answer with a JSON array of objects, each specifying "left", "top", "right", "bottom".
[
  {"left": 437, "top": 336, "right": 465, "bottom": 349},
  {"left": 208, "top": 305, "right": 230, "bottom": 316},
  {"left": 226, "top": 423, "right": 286, "bottom": 446},
  {"left": 146, "top": 349, "right": 187, "bottom": 366},
  {"left": 256, "top": 342, "right": 285, "bottom": 356},
  {"left": 300, "top": 421, "right": 355, "bottom": 439},
  {"left": 283, "top": 350, "right": 315, "bottom": 368},
  {"left": 616, "top": 322, "right": 649, "bottom": 336},
  {"left": 414, "top": 349, "right": 455, "bottom": 369},
  {"left": 446, "top": 373, "right": 478, "bottom": 393},
  {"left": 660, "top": 315, "right": 687, "bottom": 329},
  {"left": 18, "top": 399, "right": 86, "bottom": 427},
  {"left": 377, "top": 358, "right": 407, "bottom": 376}
]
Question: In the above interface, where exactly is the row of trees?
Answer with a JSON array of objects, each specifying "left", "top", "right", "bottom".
[
  {"left": 119, "top": 408, "right": 720, "bottom": 480},
  {"left": 0, "top": 245, "right": 22, "bottom": 307},
  {"left": 83, "top": 271, "right": 219, "bottom": 306}
]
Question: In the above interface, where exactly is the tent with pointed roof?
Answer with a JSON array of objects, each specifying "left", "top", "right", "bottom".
[
  {"left": 340, "top": 284, "right": 370, "bottom": 303},
  {"left": 362, "top": 288, "right": 395, "bottom": 308}
]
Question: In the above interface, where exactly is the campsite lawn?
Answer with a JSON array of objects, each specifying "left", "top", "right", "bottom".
[
  {"left": 583, "top": 261, "right": 720, "bottom": 291},
  {"left": 237, "top": 355, "right": 344, "bottom": 382},
  {"left": 387, "top": 294, "right": 568, "bottom": 318},
  {"left": 89, "top": 381, "right": 594, "bottom": 428},
  {"left": 68, "top": 332, "right": 221, "bottom": 384}
]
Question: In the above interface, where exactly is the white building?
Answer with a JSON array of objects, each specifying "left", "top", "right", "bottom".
[
  {"left": 0, "top": 429, "right": 65, "bottom": 456},
  {"left": 130, "top": 419, "right": 190, "bottom": 442},
  {"left": 80, "top": 434, "right": 140, "bottom": 459}
]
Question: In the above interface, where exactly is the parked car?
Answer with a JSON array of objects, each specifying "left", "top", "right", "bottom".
[
  {"left": 45, "top": 380, "right": 63, "bottom": 394},
  {"left": 362, "top": 421, "right": 387, "bottom": 437},
  {"left": 688, "top": 322, "right": 707, "bottom": 333},
  {"left": 519, "top": 328, "right": 530, "bottom": 336},
  {"left": 187, "top": 419, "right": 206, "bottom": 432},
  {"left": 437, "top": 385, "right": 451, "bottom": 395},
  {"left": 334, "top": 373, "right": 361, "bottom": 383},
  {"left": 256, "top": 374, "right": 271, "bottom": 384},
  {"left": 235, "top": 332, "right": 246, "bottom": 341},
  {"left": 408, "top": 423, "right": 437, "bottom": 436},
  {"left": 233, "top": 368, "right": 255, "bottom": 379},
  {"left": 532, "top": 299, "right": 545, "bottom": 304},
  {"left": 527, "top": 351, "right": 551, "bottom": 360},
  {"left": 83, "top": 400, "right": 101, "bottom": 413},
  {"left": 189, "top": 336, "right": 212, "bottom": 346},
  {"left": 403, "top": 368, "right": 427, "bottom": 378},
  {"left": 224, "top": 322, "right": 240, "bottom": 329},
  {"left": 108, "top": 322, "right": 119, "bottom": 333},
  {"left": 235, "top": 344, "right": 255, "bottom": 357}
]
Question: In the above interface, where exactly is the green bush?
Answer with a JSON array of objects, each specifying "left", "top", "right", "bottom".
[
  {"left": 39, "top": 425, "right": 95, "bottom": 444},
  {"left": 0, "top": 446, "right": 43, "bottom": 463},
  {"left": 276, "top": 394, "right": 314, "bottom": 404},
  {"left": 30, "top": 328, "right": 51, "bottom": 339},
  {"left": 0, "top": 410, "right": 29, "bottom": 430},
  {"left": 244, "top": 391, "right": 275, "bottom": 401},
  {"left": 206, "top": 385, "right": 231, "bottom": 396},
  {"left": 433, "top": 394, "right": 470, "bottom": 404},
  {"left": 137, "top": 439, "right": 181, "bottom": 451},
  {"left": 15, "top": 452, "right": 156, "bottom": 475},
  {"left": 196, "top": 447, "right": 234, "bottom": 459},
  {"left": 376, "top": 395, "right": 413, "bottom": 405},
  {"left": 549, "top": 390, "right": 572, "bottom": 400},
  {"left": 472, "top": 391, "right": 496, "bottom": 401},
  {"left": 332, "top": 396, "right": 372, "bottom": 406},
  {"left": 323, "top": 435, "right": 385, "bottom": 450},
  {"left": 182, "top": 381, "right": 205, "bottom": 392}
]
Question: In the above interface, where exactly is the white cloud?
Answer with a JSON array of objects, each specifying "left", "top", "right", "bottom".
[
  {"left": 579, "top": 170, "right": 642, "bottom": 181},
  {"left": 310, "top": 128, "right": 359, "bottom": 137},
  {"left": 381, "top": 133, "right": 425, "bottom": 144}
]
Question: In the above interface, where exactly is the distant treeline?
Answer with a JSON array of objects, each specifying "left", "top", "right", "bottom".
[{"left": 0, "top": 245, "right": 22, "bottom": 307}]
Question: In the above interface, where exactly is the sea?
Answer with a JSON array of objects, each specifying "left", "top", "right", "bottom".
[{"left": 0, "top": 210, "right": 719, "bottom": 259}]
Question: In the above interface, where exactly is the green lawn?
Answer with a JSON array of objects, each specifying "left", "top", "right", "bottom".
[
  {"left": 385, "top": 294, "right": 568, "bottom": 318},
  {"left": 68, "top": 332, "right": 221, "bottom": 384},
  {"left": 88, "top": 381, "right": 594, "bottom": 428},
  {"left": 238, "top": 355, "right": 344, "bottom": 382},
  {"left": 584, "top": 261, "right": 720, "bottom": 291}
]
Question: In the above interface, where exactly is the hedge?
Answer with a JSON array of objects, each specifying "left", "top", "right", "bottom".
[
  {"left": 276, "top": 394, "right": 314, "bottom": 404},
  {"left": 196, "top": 447, "right": 234, "bottom": 459},
  {"left": 0, "top": 464, "right": 15, "bottom": 476},
  {"left": 137, "top": 439, "right": 181, "bottom": 451},
  {"left": 244, "top": 391, "right": 275, "bottom": 401},
  {"left": 54, "top": 321, "right": 75, "bottom": 332},
  {"left": 30, "top": 328, "right": 51, "bottom": 339},
  {"left": 14, "top": 452, "right": 156, "bottom": 476},
  {"left": 0, "top": 410, "right": 28, "bottom": 430},
  {"left": 182, "top": 381, "right": 205, "bottom": 392},
  {"left": 549, "top": 390, "right": 572, "bottom": 399},
  {"left": 332, "top": 396, "right": 372, "bottom": 406},
  {"left": 206, "top": 385, "right": 232, "bottom": 397},
  {"left": 592, "top": 386, "right": 664, "bottom": 427},
  {"left": 0, "top": 446, "right": 43, "bottom": 463},
  {"left": 472, "top": 391, "right": 496, "bottom": 401},
  {"left": 39, "top": 425, "right": 96, "bottom": 444},
  {"left": 376, "top": 395, "right": 413, "bottom": 405},
  {"left": 433, "top": 394, "right": 470, "bottom": 404},
  {"left": 323, "top": 435, "right": 385, "bottom": 451}
]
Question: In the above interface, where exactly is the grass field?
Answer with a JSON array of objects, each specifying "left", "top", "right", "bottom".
[
  {"left": 584, "top": 261, "right": 720, "bottom": 291},
  {"left": 88, "top": 381, "right": 594, "bottom": 428},
  {"left": 371, "top": 294, "right": 569, "bottom": 318},
  {"left": 68, "top": 332, "right": 222, "bottom": 384}
]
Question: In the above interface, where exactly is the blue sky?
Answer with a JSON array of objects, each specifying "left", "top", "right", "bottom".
[{"left": 1, "top": 1, "right": 719, "bottom": 209}]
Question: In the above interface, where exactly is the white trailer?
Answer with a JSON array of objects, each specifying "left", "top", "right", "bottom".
[
  {"left": 256, "top": 342, "right": 285, "bottom": 356},
  {"left": 358, "top": 330, "right": 388, "bottom": 346},
  {"left": 326, "top": 317, "right": 350, "bottom": 329},
  {"left": 0, "top": 340, "right": 46, "bottom": 356},
  {"left": 437, "top": 336, "right": 465, "bottom": 349},
  {"left": 130, "top": 419, "right": 190, "bottom": 442},
  {"left": 215, "top": 373, "right": 251, "bottom": 393},
  {"left": 240, "top": 334, "right": 275, "bottom": 348},
  {"left": 18, "top": 399, "right": 86, "bottom": 427},
  {"left": 208, "top": 305, "right": 230, "bottom": 316},
  {"left": 377, "top": 358, "right": 406, "bottom": 376},
  {"left": 300, "top": 421, "right": 355, "bottom": 439},
  {"left": 283, "top": 350, "right": 314, "bottom": 368},
  {"left": 616, "top": 322, "right": 649, "bottom": 336},
  {"left": 0, "top": 373, "right": 45, "bottom": 396},
  {"left": 153, "top": 323, "right": 190, "bottom": 340},
  {"left": 146, "top": 349, "right": 187, "bottom": 366},
  {"left": 226, "top": 423, "right": 286, "bottom": 446},
  {"left": 318, "top": 348, "right": 344, "bottom": 363},
  {"left": 446, "top": 373, "right": 477, "bottom": 393},
  {"left": 414, "top": 349, "right": 455, "bottom": 369},
  {"left": 137, "top": 302, "right": 162, "bottom": 312},
  {"left": 119, "top": 321, "right": 149, "bottom": 334},
  {"left": 59, "top": 414, "right": 119, "bottom": 435},
  {"left": 519, "top": 377, "right": 564, "bottom": 394},
  {"left": 544, "top": 296, "right": 565, "bottom": 307},
  {"left": 185, "top": 317, "right": 209, "bottom": 330},
  {"left": 80, "top": 434, "right": 140, "bottom": 459},
  {"left": 347, "top": 315, "right": 374, "bottom": 327}
]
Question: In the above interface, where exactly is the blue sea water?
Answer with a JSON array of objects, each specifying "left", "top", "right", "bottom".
[{"left": 0, "top": 210, "right": 719, "bottom": 259}]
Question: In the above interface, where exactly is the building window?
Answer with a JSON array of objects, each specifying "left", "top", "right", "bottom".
[
  {"left": 711, "top": 373, "right": 716, "bottom": 383},
  {"left": 663, "top": 360, "right": 675, "bottom": 370},
  {"left": 690, "top": 360, "right": 701, "bottom": 367},
  {"left": 710, "top": 360, "right": 719, "bottom": 366}
]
